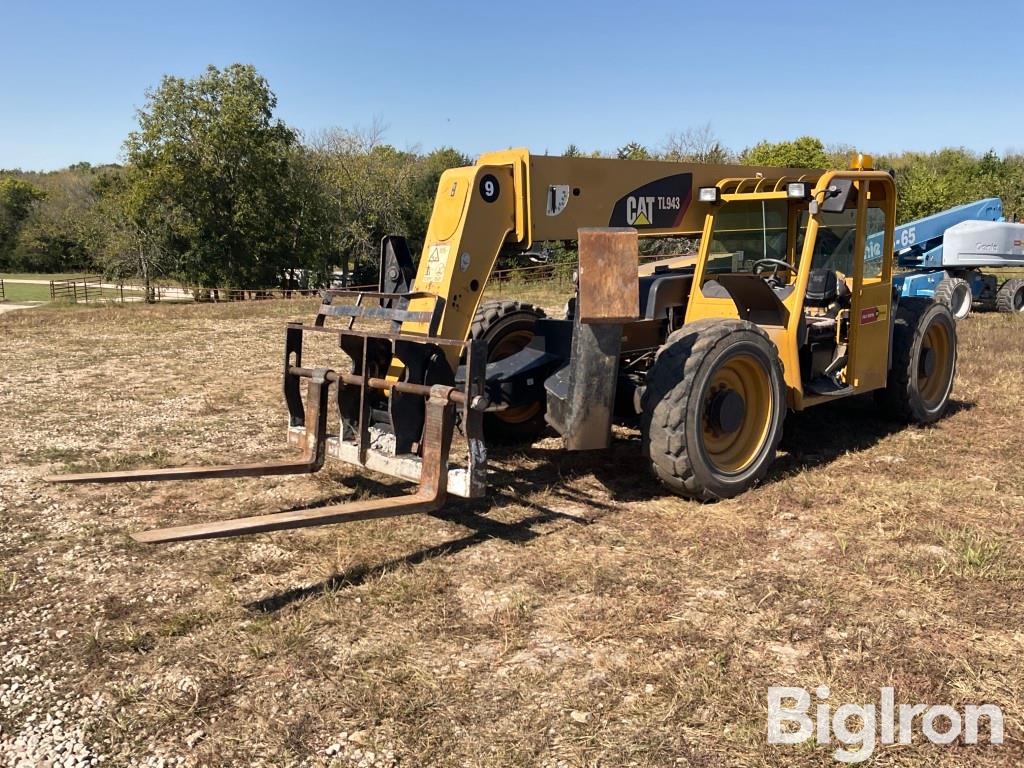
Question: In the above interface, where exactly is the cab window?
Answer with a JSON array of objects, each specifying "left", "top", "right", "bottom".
[
  {"left": 794, "top": 202, "right": 888, "bottom": 280},
  {"left": 863, "top": 207, "right": 886, "bottom": 280},
  {"left": 705, "top": 199, "right": 789, "bottom": 274},
  {"left": 796, "top": 208, "right": 858, "bottom": 276}
]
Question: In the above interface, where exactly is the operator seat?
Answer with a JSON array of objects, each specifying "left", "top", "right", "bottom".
[{"left": 802, "top": 268, "right": 851, "bottom": 342}]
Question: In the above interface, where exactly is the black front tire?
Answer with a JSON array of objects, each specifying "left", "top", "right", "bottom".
[
  {"left": 876, "top": 298, "right": 956, "bottom": 424},
  {"left": 641, "top": 319, "right": 786, "bottom": 501}
]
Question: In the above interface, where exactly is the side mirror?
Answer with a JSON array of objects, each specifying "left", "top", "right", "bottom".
[{"left": 820, "top": 179, "right": 854, "bottom": 213}]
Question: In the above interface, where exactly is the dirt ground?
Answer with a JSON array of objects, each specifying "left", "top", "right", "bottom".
[{"left": 0, "top": 296, "right": 1022, "bottom": 767}]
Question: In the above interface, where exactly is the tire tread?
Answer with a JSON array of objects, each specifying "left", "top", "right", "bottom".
[
  {"left": 641, "top": 319, "right": 785, "bottom": 500},
  {"left": 996, "top": 278, "right": 1024, "bottom": 314},
  {"left": 470, "top": 299, "right": 545, "bottom": 341},
  {"left": 877, "top": 297, "right": 956, "bottom": 423},
  {"left": 934, "top": 276, "right": 971, "bottom": 319}
]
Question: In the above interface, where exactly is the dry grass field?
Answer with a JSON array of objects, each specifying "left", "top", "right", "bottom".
[{"left": 0, "top": 293, "right": 1022, "bottom": 767}]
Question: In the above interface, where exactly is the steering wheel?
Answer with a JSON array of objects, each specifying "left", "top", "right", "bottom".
[{"left": 752, "top": 258, "right": 793, "bottom": 288}]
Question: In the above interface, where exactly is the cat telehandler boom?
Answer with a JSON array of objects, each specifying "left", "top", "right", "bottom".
[{"left": 47, "top": 150, "right": 957, "bottom": 542}]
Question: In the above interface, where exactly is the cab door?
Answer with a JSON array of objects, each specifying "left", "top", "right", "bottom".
[{"left": 845, "top": 177, "right": 895, "bottom": 392}]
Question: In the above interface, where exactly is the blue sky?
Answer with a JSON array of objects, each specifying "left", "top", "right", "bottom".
[{"left": 3, "top": 0, "right": 1022, "bottom": 171}]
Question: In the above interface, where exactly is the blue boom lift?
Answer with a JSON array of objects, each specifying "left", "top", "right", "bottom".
[{"left": 881, "top": 198, "right": 1024, "bottom": 318}]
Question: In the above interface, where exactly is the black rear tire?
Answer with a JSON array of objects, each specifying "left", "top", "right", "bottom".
[
  {"left": 470, "top": 299, "right": 548, "bottom": 443},
  {"left": 934, "top": 276, "right": 972, "bottom": 320},
  {"left": 641, "top": 319, "right": 786, "bottom": 501},
  {"left": 876, "top": 298, "right": 956, "bottom": 424},
  {"left": 996, "top": 278, "right": 1024, "bottom": 314}
]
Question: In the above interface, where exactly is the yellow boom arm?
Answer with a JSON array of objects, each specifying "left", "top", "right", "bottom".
[{"left": 403, "top": 149, "right": 821, "bottom": 361}]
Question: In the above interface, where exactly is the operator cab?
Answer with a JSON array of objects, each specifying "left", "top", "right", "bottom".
[
  {"left": 689, "top": 160, "right": 895, "bottom": 400},
  {"left": 699, "top": 192, "right": 854, "bottom": 360}
]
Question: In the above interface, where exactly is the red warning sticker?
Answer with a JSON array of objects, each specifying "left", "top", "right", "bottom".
[{"left": 860, "top": 306, "right": 880, "bottom": 324}]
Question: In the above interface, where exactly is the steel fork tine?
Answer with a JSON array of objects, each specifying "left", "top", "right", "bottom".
[
  {"left": 131, "top": 392, "right": 454, "bottom": 543},
  {"left": 45, "top": 371, "right": 332, "bottom": 485}
]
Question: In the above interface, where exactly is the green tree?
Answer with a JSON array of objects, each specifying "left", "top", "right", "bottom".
[
  {"left": 311, "top": 124, "right": 470, "bottom": 283},
  {"left": 890, "top": 157, "right": 949, "bottom": 222},
  {"left": 995, "top": 154, "right": 1024, "bottom": 220},
  {"left": 122, "top": 63, "right": 325, "bottom": 290},
  {"left": 0, "top": 178, "right": 46, "bottom": 267},
  {"left": 12, "top": 167, "right": 102, "bottom": 272},
  {"left": 824, "top": 143, "right": 857, "bottom": 169},
  {"left": 878, "top": 147, "right": 1021, "bottom": 223},
  {"left": 616, "top": 142, "right": 651, "bottom": 161},
  {"left": 741, "top": 136, "right": 829, "bottom": 168},
  {"left": 89, "top": 167, "right": 176, "bottom": 300},
  {"left": 311, "top": 125, "right": 416, "bottom": 282}
]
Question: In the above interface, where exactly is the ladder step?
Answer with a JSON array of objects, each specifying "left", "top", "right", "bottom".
[{"left": 804, "top": 377, "right": 855, "bottom": 397}]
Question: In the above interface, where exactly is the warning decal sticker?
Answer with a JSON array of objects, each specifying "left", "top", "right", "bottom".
[{"left": 423, "top": 244, "right": 450, "bottom": 285}]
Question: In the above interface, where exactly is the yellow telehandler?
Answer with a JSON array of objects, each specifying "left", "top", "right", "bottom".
[{"left": 47, "top": 150, "right": 956, "bottom": 540}]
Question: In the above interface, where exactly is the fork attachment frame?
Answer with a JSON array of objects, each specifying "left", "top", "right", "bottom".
[
  {"left": 45, "top": 288, "right": 490, "bottom": 543},
  {"left": 132, "top": 386, "right": 457, "bottom": 543}
]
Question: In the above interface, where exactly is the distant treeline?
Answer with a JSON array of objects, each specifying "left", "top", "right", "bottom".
[{"left": 2, "top": 64, "right": 1023, "bottom": 294}]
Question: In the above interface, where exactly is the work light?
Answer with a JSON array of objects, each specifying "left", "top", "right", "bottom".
[
  {"left": 698, "top": 186, "right": 721, "bottom": 203},
  {"left": 787, "top": 182, "right": 811, "bottom": 200}
]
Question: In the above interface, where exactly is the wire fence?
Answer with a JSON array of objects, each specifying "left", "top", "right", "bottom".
[
  {"left": 44, "top": 278, "right": 378, "bottom": 305},
  {"left": 179, "top": 284, "right": 379, "bottom": 302},
  {"left": 489, "top": 263, "right": 576, "bottom": 288},
  {"left": 43, "top": 257, "right": 694, "bottom": 306},
  {"left": 41, "top": 263, "right": 584, "bottom": 306}
]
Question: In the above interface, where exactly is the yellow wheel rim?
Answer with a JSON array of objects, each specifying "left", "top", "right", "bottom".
[
  {"left": 489, "top": 328, "right": 542, "bottom": 424},
  {"left": 918, "top": 319, "right": 952, "bottom": 408},
  {"left": 700, "top": 352, "right": 773, "bottom": 474}
]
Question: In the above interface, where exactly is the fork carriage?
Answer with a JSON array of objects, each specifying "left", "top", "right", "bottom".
[{"left": 283, "top": 289, "right": 489, "bottom": 501}]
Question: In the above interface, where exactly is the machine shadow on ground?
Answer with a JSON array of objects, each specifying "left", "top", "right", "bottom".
[
  {"left": 247, "top": 393, "right": 975, "bottom": 612},
  {"left": 488, "top": 393, "right": 977, "bottom": 502},
  {"left": 245, "top": 505, "right": 589, "bottom": 613},
  {"left": 773, "top": 394, "right": 976, "bottom": 474}
]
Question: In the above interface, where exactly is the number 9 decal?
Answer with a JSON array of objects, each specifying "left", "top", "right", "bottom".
[{"left": 479, "top": 174, "right": 500, "bottom": 203}]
